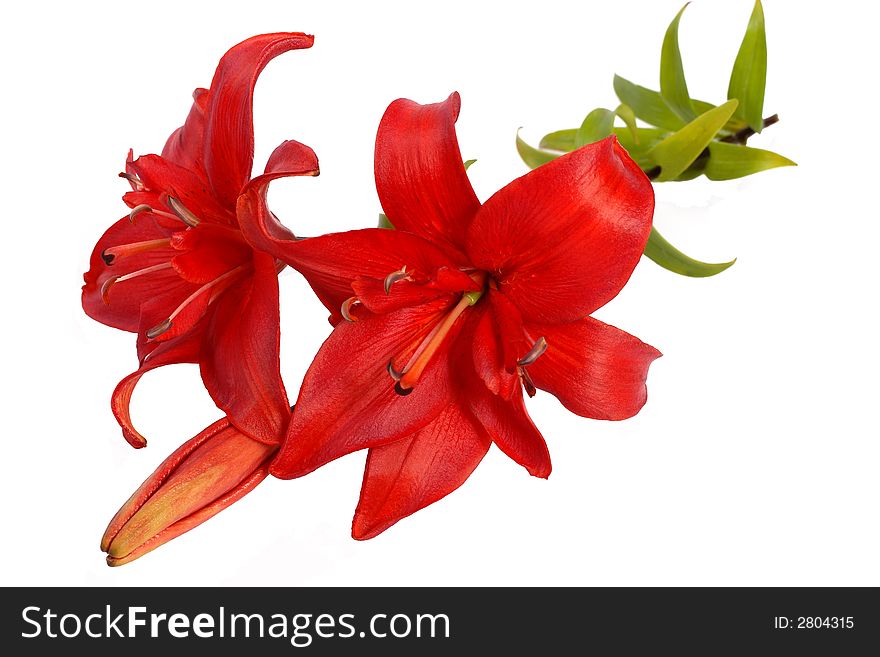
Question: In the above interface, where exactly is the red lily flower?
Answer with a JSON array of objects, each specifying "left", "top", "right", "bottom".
[
  {"left": 239, "top": 93, "right": 661, "bottom": 539},
  {"left": 101, "top": 413, "right": 282, "bottom": 566},
  {"left": 82, "top": 33, "right": 319, "bottom": 447}
]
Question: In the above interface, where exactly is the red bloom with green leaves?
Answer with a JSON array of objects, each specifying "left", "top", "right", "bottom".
[
  {"left": 240, "top": 93, "right": 661, "bottom": 539},
  {"left": 82, "top": 33, "right": 318, "bottom": 447}
]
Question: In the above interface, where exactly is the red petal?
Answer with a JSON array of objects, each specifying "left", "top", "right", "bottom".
[
  {"left": 111, "top": 331, "right": 204, "bottom": 448},
  {"left": 351, "top": 401, "right": 491, "bottom": 540},
  {"left": 202, "top": 33, "right": 314, "bottom": 207},
  {"left": 526, "top": 317, "right": 661, "bottom": 420},
  {"left": 466, "top": 137, "right": 654, "bottom": 323},
  {"left": 270, "top": 299, "right": 458, "bottom": 479},
  {"left": 469, "top": 384, "right": 551, "bottom": 478},
  {"left": 375, "top": 92, "right": 479, "bottom": 258},
  {"left": 82, "top": 215, "right": 181, "bottom": 333},
  {"left": 199, "top": 251, "right": 290, "bottom": 444},
  {"left": 161, "top": 87, "right": 209, "bottom": 173},
  {"left": 239, "top": 203, "right": 464, "bottom": 315}
]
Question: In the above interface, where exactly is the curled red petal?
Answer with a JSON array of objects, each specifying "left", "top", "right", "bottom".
[
  {"left": 235, "top": 138, "right": 320, "bottom": 255},
  {"left": 352, "top": 401, "right": 491, "bottom": 540},
  {"left": 375, "top": 92, "right": 479, "bottom": 258},
  {"left": 111, "top": 331, "right": 204, "bottom": 447},
  {"left": 202, "top": 33, "right": 314, "bottom": 207},
  {"left": 270, "top": 300, "right": 458, "bottom": 479},
  {"left": 526, "top": 317, "right": 661, "bottom": 420},
  {"left": 466, "top": 137, "right": 654, "bottom": 323},
  {"left": 199, "top": 251, "right": 289, "bottom": 444}
]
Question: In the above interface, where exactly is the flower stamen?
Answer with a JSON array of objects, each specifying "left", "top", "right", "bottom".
[
  {"left": 340, "top": 296, "right": 360, "bottom": 322},
  {"left": 166, "top": 196, "right": 201, "bottom": 227},
  {"left": 144, "top": 265, "right": 246, "bottom": 340},
  {"left": 101, "top": 262, "right": 174, "bottom": 304},
  {"left": 101, "top": 238, "right": 172, "bottom": 265},
  {"left": 128, "top": 203, "right": 195, "bottom": 227},
  {"left": 519, "top": 367, "right": 537, "bottom": 398},
  {"left": 383, "top": 266, "right": 411, "bottom": 295},
  {"left": 119, "top": 171, "right": 145, "bottom": 191},
  {"left": 517, "top": 336, "right": 548, "bottom": 367}
]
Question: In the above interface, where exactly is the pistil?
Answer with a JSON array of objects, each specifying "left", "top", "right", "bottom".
[{"left": 393, "top": 274, "right": 486, "bottom": 395}]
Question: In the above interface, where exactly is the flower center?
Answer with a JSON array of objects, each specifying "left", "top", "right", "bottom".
[
  {"left": 388, "top": 271, "right": 487, "bottom": 395},
  {"left": 99, "top": 198, "right": 249, "bottom": 340}
]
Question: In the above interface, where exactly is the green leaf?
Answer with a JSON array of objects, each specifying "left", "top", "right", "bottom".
[
  {"left": 464, "top": 159, "right": 477, "bottom": 170},
  {"left": 614, "top": 74, "right": 685, "bottom": 131},
  {"left": 660, "top": 4, "right": 695, "bottom": 122},
  {"left": 705, "top": 141, "right": 796, "bottom": 180},
  {"left": 644, "top": 227, "right": 735, "bottom": 277},
  {"left": 516, "top": 130, "right": 560, "bottom": 169},
  {"left": 614, "top": 104, "right": 639, "bottom": 143},
  {"left": 539, "top": 129, "right": 577, "bottom": 152},
  {"left": 728, "top": 0, "right": 767, "bottom": 133},
  {"left": 378, "top": 213, "right": 394, "bottom": 229},
  {"left": 648, "top": 99, "right": 738, "bottom": 181},
  {"left": 574, "top": 108, "right": 616, "bottom": 147},
  {"left": 614, "top": 74, "right": 747, "bottom": 133}
]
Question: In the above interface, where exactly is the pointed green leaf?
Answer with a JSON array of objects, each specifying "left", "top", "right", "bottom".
[
  {"left": 615, "top": 104, "right": 639, "bottom": 143},
  {"left": 464, "top": 159, "right": 477, "bottom": 170},
  {"left": 615, "top": 74, "right": 747, "bottom": 133},
  {"left": 644, "top": 227, "right": 735, "bottom": 277},
  {"left": 705, "top": 141, "right": 796, "bottom": 180},
  {"left": 575, "top": 108, "right": 616, "bottom": 148},
  {"left": 516, "top": 130, "right": 560, "bottom": 169},
  {"left": 728, "top": 0, "right": 767, "bottom": 132},
  {"left": 378, "top": 213, "right": 394, "bottom": 229},
  {"left": 660, "top": 4, "right": 695, "bottom": 122},
  {"left": 539, "top": 129, "right": 577, "bottom": 152},
  {"left": 614, "top": 74, "right": 685, "bottom": 131},
  {"left": 649, "top": 99, "right": 738, "bottom": 181}
]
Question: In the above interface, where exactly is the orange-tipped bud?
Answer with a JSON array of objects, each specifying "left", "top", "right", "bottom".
[{"left": 101, "top": 417, "right": 277, "bottom": 566}]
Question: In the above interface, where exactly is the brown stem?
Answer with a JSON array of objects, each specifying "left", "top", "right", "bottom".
[{"left": 719, "top": 114, "right": 779, "bottom": 145}]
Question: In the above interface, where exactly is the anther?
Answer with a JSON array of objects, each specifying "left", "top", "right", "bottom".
[
  {"left": 166, "top": 196, "right": 200, "bottom": 227},
  {"left": 341, "top": 297, "right": 360, "bottom": 322},
  {"left": 517, "top": 337, "right": 548, "bottom": 367},
  {"left": 520, "top": 367, "right": 537, "bottom": 398},
  {"left": 386, "top": 360, "right": 403, "bottom": 381},
  {"left": 101, "top": 238, "right": 172, "bottom": 265},
  {"left": 128, "top": 204, "right": 153, "bottom": 222},
  {"left": 100, "top": 276, "right": 120, "bottom": 304},
  {"left": 383, "top": 266, "right": 410, "bottom": 295},
  {"left": 145, "top": 318, "right": 173, "bottom": 340},
  {"left": 394, "top": 381, "right": 414, "bottom": 396},
  {"left": 118, "top": 172, "right": 145, "bottom": 191}
]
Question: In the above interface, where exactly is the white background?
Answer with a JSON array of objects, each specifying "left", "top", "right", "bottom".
[{"left": 2, "top": 0, "right": 877, "bottom": 586}]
